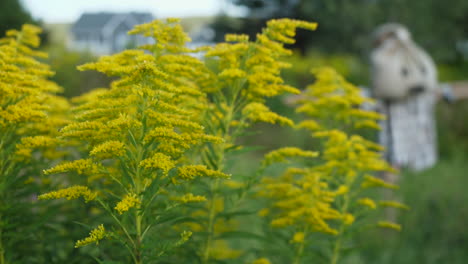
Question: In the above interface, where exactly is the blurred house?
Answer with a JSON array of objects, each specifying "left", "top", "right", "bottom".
[{"left": 69, "top": 12, "right": 154, "bottom": 55}]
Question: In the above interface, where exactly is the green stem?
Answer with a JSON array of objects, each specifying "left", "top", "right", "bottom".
[
  {"left": 0, "top": 222, "right": 4, "bottom": 264},
  {"left": 201, "top": 179, "right": 220, "bottom": 264},
  {"left": 330, "top": 194, "right": 350, "bottom": 264},
  {"left": 133, "top": 144, "right": 145, "bottom": 264},
  {"left": 135, "top": 212, "right": 143, "bottom": 264},
  {"left": 292, "top": 228, "right": 308, "bottom": 264},
  {"left": 201, "top": 103, "right": 235, "bottom": 264}
]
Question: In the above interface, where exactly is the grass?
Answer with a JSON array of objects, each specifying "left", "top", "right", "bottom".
[{"left": 347, "top": 150, "right": 468, "bottom": 264}]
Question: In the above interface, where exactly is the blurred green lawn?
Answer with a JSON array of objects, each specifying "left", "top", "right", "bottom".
[{"left": 345, "top": 102, "right": 468, "bottom": 263}]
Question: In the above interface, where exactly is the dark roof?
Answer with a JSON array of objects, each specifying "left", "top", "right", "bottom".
[{"left": 71, "top": 12, "right": 153, "bottom": 33}]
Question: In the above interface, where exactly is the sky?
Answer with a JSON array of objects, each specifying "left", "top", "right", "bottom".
[{"left": 22, "top": 0, "right": 247, "bottom": 24}]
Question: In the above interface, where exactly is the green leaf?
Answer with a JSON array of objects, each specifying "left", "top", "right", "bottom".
[
  {"left": 215, "top": 231, "right": 266, "bottom": 241},
  {"left": 217, "top": 210, "right": 256, "bottom": 219}
]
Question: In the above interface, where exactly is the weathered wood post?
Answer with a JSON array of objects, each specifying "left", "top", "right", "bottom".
[
  {"left": 370, "top": 23, "right": 441, "bottom": 221},
  {"left": 371, "top": 23, "right": 439, "bottom": 174}
]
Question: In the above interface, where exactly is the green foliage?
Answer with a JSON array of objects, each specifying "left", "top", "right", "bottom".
[
  {"left": 46, "top": 45, "right": 112, "bottom": 98},
  {"left": 282, "top": 51, "right": 368, "bottom": 89},
  {"left": 351, "top": 152, "right": 468, "bottom": 264},
  {"left": 223, "top": 0, "right": 468, "bottom": 62},
  {"left": 0, "top": 0, "right": 35, "bottom": 37}
]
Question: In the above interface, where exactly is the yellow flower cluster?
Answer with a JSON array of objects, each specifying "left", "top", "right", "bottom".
[
  {"left": 291, "top": 231, "right": 305, "bottom": 244},
  {"left": 262, "top": 147, "right": 318, "bottom": 167},
  {"left": 209, "top": 240, "right": 242, "bottom": 260},
  {"left": 90, "top": 140, "right": 126, "bottom": 159},
  {"left": 15, "top": 136, "right": 59, "bottom": 160},
  {"left": 36, "top": 19, "right": 235, "bottom": 259},
  {"left": 38, "top": 186, "right": 97, "bottom": 202},
  {"left": 75, "top": 224, "right": 106, "bottom": 248},
  {"left": 43, "top": 159, "right": 99, "bottom": 175},
  {"left": 177, "top": 165, "right": 230, "bottom": 181},
  {"left": 139, "top": 152, "right": 176, "bottom": 174},
  {"left": 377, "top": 221, "right": 402, "bottom": 231},
  {"left": 128, "top": 18, "right": 191, "bottom": 54},
  {"left": 173, "top": 193, "right": 207, "bottom": 203},
  {"left": 361, "top": 174, "right": 399, "bottom": 189},
  {"left": 174, "top": 230, "right": 193, "bottom": 247},
  {"left": 296, "top": 67, "right": 383, "bottom": 131},
  {"left": 255, "top": 66, "right": 405, "bottom": 262},
  {"left": 0, "top": 24, "right": 68, "bottom": 163},
  {"left": 285, "top": 67, "right": 406, "bottom": 257},
  {"left": 242, "top": 102, "right": 294, "bottom": 126},
  {"left": 252, "top": 258, "right": 272, "bottom": 264},
  {"left": 259, "top": 168, "right": 342, "bottom": 235},
  {"left": 114, "top": 193, "right": 141, "bottom": 214},
  {"left": 358, "top": 197, "right": 377, "bottom": 209},
  {"left": 202, "top": 18, "right": 318, "bottom": 135},
  {"left": 379, "top": 200, "right": 410, "bottom": 210}
]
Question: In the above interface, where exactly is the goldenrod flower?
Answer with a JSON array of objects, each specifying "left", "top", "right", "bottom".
[
  {"left": 75, "top": 224, "right": 106, "bottom": 248},
  {"left": 252, "top": 258, "right": 271, "bottom": 264},
  {"left": 114, "top": 193, "right": 141, "bottom": 214},
  {"left": 379, "top": 200, "right": 410, "bottom": 210},
  {"left": 291, "top": 232, "right": 305, "bottom": 244},
  {"left": 89, "top": 140, "right": 126, "bottom": 159},
  {"left": 173, "top": 193, "right": 207, "bottom": 203},
  {"left": 177, "top": 165, "right": 230, "bottom": 181},
  {"left": 377, "top": 221, "right": 402, "bottom": 231},
  {"left": 343, "top": 213, "right": 355, "bottom": 225},
  {"left": 262, "top": 147, "right": 318, "bottom": 167},
  {"left": 139, "top": 152, "right": 175, "bottom": 174},
  {"left": 242, "top": 103, "right": 294, "bottom": 126},
  {"left": 358, "top": 198, "right": 377, "bottom": 209},
  {"left": 43, "top": 159, "right": 99, "bottom": 175},
  {"left": 38, "top": 186, "right": 97, "bottom": 202},
  {"left": 361, "top": 175, "right": 399, "bottom": 190}
]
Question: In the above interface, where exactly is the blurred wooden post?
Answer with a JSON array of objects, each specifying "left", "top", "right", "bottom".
[{"left": 441, "top": 81, "right": 468, "bottom": 101}]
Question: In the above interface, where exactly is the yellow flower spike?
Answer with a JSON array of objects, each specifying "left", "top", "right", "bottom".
[
  {"left": 291, "top": 232, "right": 305, "bottom": 244},
  {"left": 258, "top": 208, "right": 270, "bottom": 217},
  {"left": 223, "top": 180, "right": 245, "bottom": 189},
  {"left": 334, "top": 185, "right": 349, "bottom": 195},
  {"left": 361, "top": 175, "right": 399, "bottom": 190},
  {"left": 262, "top": 147, "right": 318, "bottom": 167},
  {"left": 219, "top": 68, "right": 247, "bottom": 79},
  {"left": 243, "top": 103, "right": 294, "bottom": 126},
  {"left": 377, "top": 221, "right": 402, "bottom": 231},
  {"left": 209, "top": 240, "right": 242, "bottom": 260},
  {"left": 252, "top": 258, "right": 272, "bottom": 264},
  {"left": 342, "top": 213, "right": 355, "bottom": 225},
  {"left": 139, "top": 152, "right": 175, "bottom": 174},
  {"left": 177, "top": 165, "right": 230, "bottom": 181},
  {"left": 75, "top": 224, "right": 106, "bottom": 248},
  {"left": 89, "top": 140, "right": 126, "bottom": 159},
  {"left": 174, "top": 230, "right": 193, "bottom": 247},
  {"left": 296, "top": 120, "right": 322, "bottom": 131},
  {"left": 172, "top": 193, "right": 207, "bottom": 203},
  {"left": 357, "top": 198, "right": 377, "bottom": 209},
  {"left": 379, "top": 201, "right": 410, "bottom": 210},
  {"left": 114, "top": 193, "right": 141, "bottom": 214},
  {"left": 43, "top": 159, "right": 99, "bottom": 175},
  {"left": 38, "top": 186, "right": 97, "bottom": 202}
]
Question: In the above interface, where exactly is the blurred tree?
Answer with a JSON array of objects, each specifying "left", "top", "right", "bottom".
[
  {"left": 0, "top": 0, "right": 35, "bottom": 36},
  {"left": 214, "top": 0, "right": 468, "bottom": 62},
  {"left": 46, "top": 46, "right": 113, "bottom": 97}
]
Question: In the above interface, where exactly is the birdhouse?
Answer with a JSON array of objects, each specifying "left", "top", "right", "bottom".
[{"left": 370, "top": 23, "right": 437, "bottom": 100}]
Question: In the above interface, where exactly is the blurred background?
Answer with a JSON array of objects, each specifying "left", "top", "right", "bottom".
[{"left": 3, "top": 0, "right": 468, "bottom": 263}]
